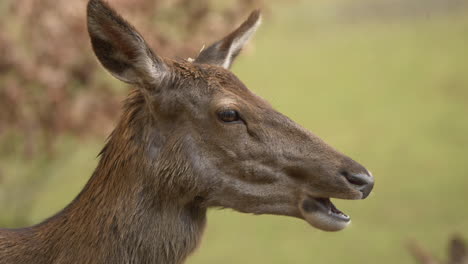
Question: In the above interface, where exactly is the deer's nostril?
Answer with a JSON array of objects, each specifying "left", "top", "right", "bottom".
[
  {"left": 340, "top": 170, "right": 350, "bottom": 179},
  {"left": 342, "top": 171, "right": 369, "bottom": 186},
  {"left": 341, "top": 171, "right": 374, "bottom": 198}
]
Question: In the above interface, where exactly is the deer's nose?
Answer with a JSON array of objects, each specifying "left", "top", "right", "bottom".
[{"left": 342, "top": 171, "right": 374, "bottom": 199}]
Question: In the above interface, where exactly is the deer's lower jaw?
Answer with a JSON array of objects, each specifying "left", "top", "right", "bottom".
[{"left": 299, "top": 197, "right": 351, "bottom": 232}]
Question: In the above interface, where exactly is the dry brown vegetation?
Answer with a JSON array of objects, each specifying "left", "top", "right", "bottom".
[
  {"left": 0, "top": 0, "right": 265, "bottom": 156},
  {"left": 410, "top": 235, "right": 468, "bottom": 264}
]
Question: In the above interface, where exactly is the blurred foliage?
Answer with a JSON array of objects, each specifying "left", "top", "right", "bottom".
[{"left": 1, "top": 0, "right": 468, "bottom": 263}]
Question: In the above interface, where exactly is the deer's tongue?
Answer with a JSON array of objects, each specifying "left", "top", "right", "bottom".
[{"left": 299, "top": 197, "right": 351, "bottom": 232}]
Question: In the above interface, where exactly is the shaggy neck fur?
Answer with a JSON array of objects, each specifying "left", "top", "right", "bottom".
[{"left": 0, "top": 90, "right": 207, "bottom": 264}]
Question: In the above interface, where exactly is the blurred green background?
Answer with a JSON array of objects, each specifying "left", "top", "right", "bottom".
[{"left": 1, "top": 0, "right": 468, "bottom": 263}]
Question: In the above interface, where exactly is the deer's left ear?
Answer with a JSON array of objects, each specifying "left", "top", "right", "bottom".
[
  {"left": 87, "top": 0, "right": 167, "bottom": 86},
  {"left": 195, "top": 10, "right": 262, "bottom": 69}
]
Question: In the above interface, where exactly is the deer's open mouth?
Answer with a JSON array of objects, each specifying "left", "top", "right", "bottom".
[{"left": 299, "top": 197, "right": 350, "bottom": 232}]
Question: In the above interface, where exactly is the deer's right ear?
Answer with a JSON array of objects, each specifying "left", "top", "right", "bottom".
[
  {"left": 195, "top": 10, "right": 261, "bottom": 69},
  {"left": 87, "top": 0, "right": 167, "bottom": 86}
]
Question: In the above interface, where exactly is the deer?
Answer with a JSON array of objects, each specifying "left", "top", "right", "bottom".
[{"left": 0, "top": 0, "right": 375, "bottom": 263}]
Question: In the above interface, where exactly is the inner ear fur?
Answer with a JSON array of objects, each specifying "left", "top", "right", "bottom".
[{"left": 195, "top": 9, "right": 262, "bottom": 69}]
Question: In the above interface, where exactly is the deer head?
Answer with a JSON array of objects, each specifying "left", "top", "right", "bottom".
[{"left": 87, "top": 0, "right": 374, "bottom": 232}]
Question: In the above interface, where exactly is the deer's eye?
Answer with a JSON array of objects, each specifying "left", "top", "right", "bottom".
[{"left": 218, "top": 109, "right": 240, "bottom": 123}]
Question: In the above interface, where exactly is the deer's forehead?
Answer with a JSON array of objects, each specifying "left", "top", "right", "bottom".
[
  {"left": 171, "top": 61, "right": 256, "bottom": 97},
  {"left": 168, "top": 61, "right": 272, "bottom": 113}
]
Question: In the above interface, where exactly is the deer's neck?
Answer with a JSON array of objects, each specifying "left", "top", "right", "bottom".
[
  {"left": 24, "top": 145, "right": 207, "bottom": 264},
  {"left": 44, "top": 126, "right": 206, "bottom": 264},
  {"left": 9, "top": 97, "right": 207, "bottom": 264},
  {"left": 40, "top": 164, "right": 206, "bottom": 264}
]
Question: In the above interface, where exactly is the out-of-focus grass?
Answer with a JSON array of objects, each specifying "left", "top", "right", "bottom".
[
  {"left": 0, "top": 136, "right": 101, "bottom": 225},
  {"left": 1, "top": 1, "right": 468, "bottom": 263}
]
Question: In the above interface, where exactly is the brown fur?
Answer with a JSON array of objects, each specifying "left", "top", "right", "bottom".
[{"left": 0, "top": 1, "right": 374, "bottom": 263}]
